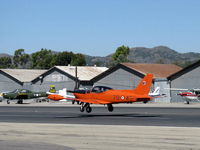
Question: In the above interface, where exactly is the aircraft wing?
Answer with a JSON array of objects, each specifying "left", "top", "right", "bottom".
[
  {"left": 166, "top": 88, "right": 200, "bottom": 92},
  {"left": 165, "top": 88, "right": 189, "bottom": 91},
  {"left": 65, "top": 97, "right": 111, "bottom": 104},
  {"left": 192, "top": 89, "right": 200, "bottom": 92}
]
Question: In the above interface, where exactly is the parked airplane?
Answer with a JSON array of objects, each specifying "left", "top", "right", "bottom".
[
  {"left": 169, "top": 88, "right": 200, "bottom": 104},
  {"left": 2, "top": 89, "right": 47, "bottom": 104},
  {"left": 48, "top": 74, "right": 153, "bottom": 113}
]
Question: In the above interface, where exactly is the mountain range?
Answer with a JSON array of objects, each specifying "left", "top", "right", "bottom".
[
  {"left": 85, "top": 46, "right": 200, "bottom": 67},
  {"left": 1, "top": 46, "right": 200, "bottom": 67}
]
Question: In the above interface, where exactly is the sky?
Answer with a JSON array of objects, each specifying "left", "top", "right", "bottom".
[{"left": 0, "top": 0, "right": 200, "bottom": 56}]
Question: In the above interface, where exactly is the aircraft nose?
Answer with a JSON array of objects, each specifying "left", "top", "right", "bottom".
[
  {"left": 48, "top": 94, "right": 63, "bottom": 101},
  {"left": 48, "top": 94, "right": 54, "bottom": 100}
]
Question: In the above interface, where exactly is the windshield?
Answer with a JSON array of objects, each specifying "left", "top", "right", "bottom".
[{"left": 91, "top": 86, "right": 112, "bottom": 93}]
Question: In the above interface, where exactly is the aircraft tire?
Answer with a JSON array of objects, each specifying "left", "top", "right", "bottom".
[
  {"left": 17, "top": 100, "right": 23, "bottom": 104},
  {"left": 86, "top": 106, "right": 92, "bottom": 113},
  {"left": 80, "top": 106, "right": 84, "bottom": 112},
  {"left": 108, "top": 104, "right": 113, "bottom": 112},
  {"left": 7, "top": 100, "right": 10, "bottom": 104}
]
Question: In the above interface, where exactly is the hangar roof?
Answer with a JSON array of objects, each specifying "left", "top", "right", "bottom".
[
  {"left": 122, "top": 63, "right": 182, "bottom": 78},
  {"left": 0, "top": 69, "right": 47, "bottom": 82},
  {"left": 92, "top": 63, "right": 182, "bottom": 82},
  {"left": 168, "top": 59, "right": 200, "bottom": 81},
  {"left": 55, "top": 66, "right": 108, "bottom": 81}
]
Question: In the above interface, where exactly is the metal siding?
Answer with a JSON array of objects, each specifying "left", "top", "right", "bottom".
[
  {"left": 94, "top": 68, "right": 142, "bottom": 89},
  {"left": 0, "top": 73, "right": 22, "bottom": 92},
  {"left": 32, "top": 70, "right": 76, "bottom": 92},
  {"left": 170, "top": 66, "right": 200, "bottom": 102}
]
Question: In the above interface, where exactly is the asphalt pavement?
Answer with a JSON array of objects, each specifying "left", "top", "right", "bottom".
[
  {"left": 1, "top": 103, "right": 200, "bottom": 150},
  {"left": 0, "top": 103, "right": 200, "bottom": 127}
]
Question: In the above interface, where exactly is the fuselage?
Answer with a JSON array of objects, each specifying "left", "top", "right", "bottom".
[
  {"left": 74, "top": 89, "right": 151, "bottom": 104},
  {"left": 178, "top": 92, "right": 200, "bottom": 101}
]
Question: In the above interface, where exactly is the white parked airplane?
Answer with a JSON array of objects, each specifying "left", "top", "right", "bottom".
[{"left": 168, "top": 88, "right": 200, "bottom": 104}]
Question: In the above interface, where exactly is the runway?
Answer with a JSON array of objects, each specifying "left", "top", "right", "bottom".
[
  {"left": 0, "top": 105, "right": 200, "bottom": 127},
  {"left": 1, "top": 104, "right": 200, "bottom": 150}
]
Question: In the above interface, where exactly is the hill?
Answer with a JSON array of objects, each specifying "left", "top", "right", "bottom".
[
  {"left": 0, "top": 53, "right": 12, "bottom": 58},
  {"left": 86, "top": 46, "right": 200, "bottom": 67},
  {"left": 1, "top": 46, "right": 200, "bottom": 67}
]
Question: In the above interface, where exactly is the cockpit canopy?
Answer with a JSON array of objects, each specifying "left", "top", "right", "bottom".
[
  {"left": 72, "top": 86, "right": 113, "bottom": 94},
  {"left": 11, "top": 89, "right": 31, "bottom": 94},
  {"left": 91, "top": 86, "right": 112, "bottom": 93}
]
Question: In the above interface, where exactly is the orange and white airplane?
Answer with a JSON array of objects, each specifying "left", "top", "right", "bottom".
[{"left": 48, "top": 74, "right": 154, "bottom": 113}]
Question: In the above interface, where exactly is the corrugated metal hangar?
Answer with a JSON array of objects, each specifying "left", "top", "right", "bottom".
[
  {"left": 0, "top": 69, "right": 46, "bottom": 92},
  {"left": 31, "top": 66, "right": 108, "bottom": 92},
  {"left": 168, "top": 60, "right": 200, "bottom": 102},
  {"left": 91, "top": 63, "right": 182, "bottom": 103},
  {"left": 0, "top": 66, "right": 108, "bottom": 93},
  {"left": 1, "top": 61, "right": 200, "bottom": 103}
]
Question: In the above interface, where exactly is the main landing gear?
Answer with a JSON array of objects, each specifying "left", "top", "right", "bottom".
[
  {"left": 7, "top": 99, "right": 23, "bottom": 104},
  {"left": 79, "top": 103, "right": 114, "bottom": 113},
  {"left": 17, "top": 99, "right": 23, "bottom": 104},
  {"left": 80, "top": 103, "right": 92, "bottom": 113},
  {"left": 107, "top": 104, "right": 114, "bottom": 112}
]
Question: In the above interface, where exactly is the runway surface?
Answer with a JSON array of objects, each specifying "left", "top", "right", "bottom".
[{"left": 0, "top": 105, "right": 200, "bottom": 127}]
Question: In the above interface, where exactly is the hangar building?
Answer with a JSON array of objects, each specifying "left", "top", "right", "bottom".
[
  {"left": 31, "top": 66, "right": 108, "bottom": 92},
  {"left": 91, "top": 63, "right": 182, "bottom": 103},
  {"left": 0, "top": 69, "right": 46, "bottom": 92},
  {"left": 168, "top": 60, "right": 200, "bottom": 102}
]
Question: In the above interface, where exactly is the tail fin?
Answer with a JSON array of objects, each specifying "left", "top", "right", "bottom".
[
  {"left": 153, "top": 87, "right": 160, "bottom": 94},
  {"left": 133, "top": 74, "right": 153, "bottom": 95},
  {"left": 149, "top": 87, "right": 160, "bottom": 97}
]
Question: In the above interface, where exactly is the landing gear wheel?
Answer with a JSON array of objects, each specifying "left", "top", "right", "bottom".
[
  {"left": 80, "top": 106, "right": 85, "bottom": 112},
  {"left": 86, "top": 106, "right": 92, "bottom": 113},
  {"left": 7, "top": 100, "right": 10, "bottom": 104},
  {"left": 108, "top": 104, "right": 114, "bottom": 112},
  {"left": 143, "top": 101, "right": 147, "bottom": 104},
  {"left": 17, "top": 100, "right": 23, "bottom": 104}
]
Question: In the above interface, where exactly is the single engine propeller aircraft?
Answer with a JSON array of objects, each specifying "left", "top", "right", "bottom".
[
  {"left": 48, "top": 74, "right": 153, "bottom": 113},
  {"left": 2, "top": 89, "right": 47, "bottom": 104},
  {"left": 169, "top": 88, "right": 200, "bottom": 104}
]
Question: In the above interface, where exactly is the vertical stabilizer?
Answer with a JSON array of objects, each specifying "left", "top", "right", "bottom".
[{"left": 133, "top": 74, "right": 153, "bottom": 95}]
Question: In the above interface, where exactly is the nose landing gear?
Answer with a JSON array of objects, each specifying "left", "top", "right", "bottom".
[{"left": 80, "top": 103, "right": 92, "bottom": 113}]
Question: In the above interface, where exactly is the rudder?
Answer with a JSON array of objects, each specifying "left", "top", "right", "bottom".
[{"left": 133, "top": 74, "right": 153, "bottom": 95}]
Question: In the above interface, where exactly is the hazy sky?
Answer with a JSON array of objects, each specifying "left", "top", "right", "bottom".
[{"left": 0, "top": 0, "right": 200, "bottom": 56}]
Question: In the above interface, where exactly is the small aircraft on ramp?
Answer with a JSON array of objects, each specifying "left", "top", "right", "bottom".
[
  {"left": 168, "top": 88, "right": 200, "bottom": 104},
  {"left": 169, "top": 88, "right": 200, "bottom": 104},
  {"left": 2, "top": 89, "right": 47, "bottom": 104},
  {"left": 48, "top": 74, "right": 154, "bottom": 113}
]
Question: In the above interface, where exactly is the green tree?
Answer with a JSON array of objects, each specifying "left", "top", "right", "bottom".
[
  {"left": 109, "top": 45, "right": 130, "bottom": 66},
  {"left": 13, "top": 49, "right": 30, "bottom": 68},
  {"left": 54, "top": 51, "right": 74, "bottom": 66},
  {"left": 31, "top": 49, "right": 54, "bottom": 69},
  {"left": 0, "top": 57, "right": 12, "bottom": 68},
  {"left": 71, "top": 53, "right": 86, "bottom": 66}
]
